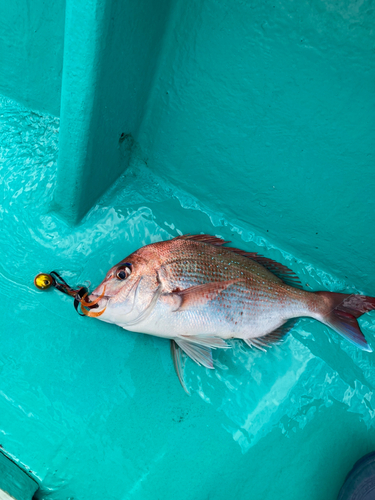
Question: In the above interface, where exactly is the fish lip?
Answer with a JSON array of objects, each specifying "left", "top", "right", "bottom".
[
  {"left": 89, "top": 276, "right": 141, "bottom": 306},
  {"left": 90, "top": 293, "right": 110, "bottom": 299}
]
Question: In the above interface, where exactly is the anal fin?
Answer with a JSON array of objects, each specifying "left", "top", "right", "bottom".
[
  {"left": 244, "top": 318, "right": 299, "bottom": 351},
  {"left": 244, "top": 338, "right": 268, "bottom": 352}
]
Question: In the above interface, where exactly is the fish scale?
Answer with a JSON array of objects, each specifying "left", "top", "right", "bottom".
[
  {"left": 86, "top": 234, "right": 375, "bottom": 391},
  {"left": 155, "top": 246, "right": 305, "bottom": 334}
]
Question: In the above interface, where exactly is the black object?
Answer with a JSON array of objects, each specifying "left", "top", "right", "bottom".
[
  {"left": 338, "top": 452, "right": 375, "bottom": 499},
  {"left": 73, "top": 286, "right": 91, "bottom": 316},
  {"left": 34, "top": 271, "right": 91, "bottom": 315}
]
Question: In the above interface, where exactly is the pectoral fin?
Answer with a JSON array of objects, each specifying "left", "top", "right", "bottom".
[{"left": 171, "top": 279, "right": 243, "bottom": 311}]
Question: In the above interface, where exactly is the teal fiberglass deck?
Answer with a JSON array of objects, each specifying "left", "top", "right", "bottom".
[{"left": 0, "top": 1, "right": 375, "bottom": 499}]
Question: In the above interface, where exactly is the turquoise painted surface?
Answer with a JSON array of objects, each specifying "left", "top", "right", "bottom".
[
  {"left": 54, "top": 0, "right": 172, "bottom": 223},
  {"left": 0, "top": 0, "right": 65, "bottom": 116},
  {"left": 0, "top": 0, "right": 375, "bottom": 498},
  {"left": 1, "top": 96, "right": 375, "bottom": 500},
  {"left": 137, "top": 0, "right": 375, "bottom": 292},
  {"left": 0, "top": 452, "right": 38, "bottom": 500}
]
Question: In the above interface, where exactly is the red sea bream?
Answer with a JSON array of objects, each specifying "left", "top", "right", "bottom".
[{"left": 83, "top": 235, "right": 375, "bottom": 391}]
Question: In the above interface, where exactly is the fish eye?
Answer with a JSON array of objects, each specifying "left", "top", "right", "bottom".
[{"left": 116, "top": 263, "right": 132, "bottom": 280}]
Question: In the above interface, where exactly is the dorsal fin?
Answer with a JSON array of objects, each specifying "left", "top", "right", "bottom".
[
  {"left": 171, "top": 235, "right": 302, "bottom": 289},
  {"left": 225, "top": 247, "right": 303, "bottom": 289},
  {"left": 244, "top": 318, "right": 299, "bottom": 350},
  {"left": 172, "top": 234, "right": 229, "bottom": 246}
]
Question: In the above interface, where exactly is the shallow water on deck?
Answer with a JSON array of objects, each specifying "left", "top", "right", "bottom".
[{"left": 1, "top": 96, "right": 375, "bottom": 500}]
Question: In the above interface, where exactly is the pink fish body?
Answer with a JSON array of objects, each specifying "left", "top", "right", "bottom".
[{"left": 87, "top": 235, "right": 375, "bottom": 390}]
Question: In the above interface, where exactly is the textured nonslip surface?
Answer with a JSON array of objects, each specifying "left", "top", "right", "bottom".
[
  {"left": 0, "top": 0, "right": 374, "bottom": 498},
  {"left": 0, "top": 452, "right": 38, "bottom": 500},
  {"left": 0, "top": 96, "right": 375, "bottom": 500},
  {"left": 137, "top": 0, "right": 375, "bottom": 293}
]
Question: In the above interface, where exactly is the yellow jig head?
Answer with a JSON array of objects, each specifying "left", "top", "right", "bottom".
[
  {"left": 34, "top": 271, "right": 106, "bottom": 317},
  {"left": 34, "top": 273, "right": 55, "bottom": 290}
]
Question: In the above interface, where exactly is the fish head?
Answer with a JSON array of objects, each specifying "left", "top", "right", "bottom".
[{"left": 87, "top": 247, "right": 161, "bottom": 325}]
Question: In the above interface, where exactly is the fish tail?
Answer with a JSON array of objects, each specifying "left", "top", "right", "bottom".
[{"left": 316, "top": 291, "right": 375, "bottom": 352}]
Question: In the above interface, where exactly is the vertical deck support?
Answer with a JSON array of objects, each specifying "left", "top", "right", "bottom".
[{"left": 53, "top": 0, "right": 171, "bottom": 224}]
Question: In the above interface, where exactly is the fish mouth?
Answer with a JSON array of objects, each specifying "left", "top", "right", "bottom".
[
  {"left": 89, "top": 293, "right": 111, "bottom": 302},
  {"left": 80, "top": 287, "right": 108, "bottom": 317},
  {"left": 84, "top": 294, "right": 110, "bottom": 312}
]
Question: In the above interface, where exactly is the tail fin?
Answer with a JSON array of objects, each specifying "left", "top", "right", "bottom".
[{"left": 316, "top": 292, "right": 375, "bottom": 352}]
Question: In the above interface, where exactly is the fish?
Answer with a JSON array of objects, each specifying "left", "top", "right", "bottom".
[{"left": 84, "top": 234, "right": 375, "bottom": 392}]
